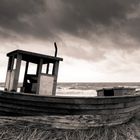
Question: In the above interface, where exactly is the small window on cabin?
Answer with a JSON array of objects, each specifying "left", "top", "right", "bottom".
[
  {"left": 13, "top": 58, "right": 16, "bottom": 69},
  {"left": 41, "top": 64, "right": 47, "bottom": 74},
  {"left": 104, "top": 89, "right": 114, "bottom": 96},
  {"left": 18, "top": 61, "right": 26, "bottom": 84},
  {"left": 27, "top": 63, "right": 37, "bottom": 74},
  {"left": 48, "top": 63, "right": 53, "bottom": 75}
]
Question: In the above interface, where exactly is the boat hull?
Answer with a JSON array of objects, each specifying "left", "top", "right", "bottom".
[{"left": 0, "top": 90, "right": 139, "bottom": 128}]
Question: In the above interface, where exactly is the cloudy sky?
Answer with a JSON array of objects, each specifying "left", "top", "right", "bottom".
[{"left": 0, "top": 0, "right": 140, "bottom": 82}]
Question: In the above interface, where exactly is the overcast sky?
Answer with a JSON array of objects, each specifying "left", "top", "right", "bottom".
[{"left": 0, "top": 0, "right": 140, "bottom": 82}]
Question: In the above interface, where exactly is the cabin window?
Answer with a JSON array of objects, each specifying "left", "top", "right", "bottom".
[
  {"left": 48, "top": 63, "right": 53, "bottom": 75},
  {"left": 104, "top": 89, "right": 114, "bottom": 96},
  {"left": 27, "top": 63, "right": 37, "bottom": 74},
  {"left": 13, "top": 58, "right": 16, "bottom": 69},
  {"left": 18, "top": 61, "right": 26, "bottom": 83},
  {"left": 41, "top": 64, "right": 47, "bottom": 74}
]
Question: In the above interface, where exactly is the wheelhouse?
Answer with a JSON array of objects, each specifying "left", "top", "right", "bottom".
[{"left": 4, "top": 45, "right": 63, "bottom": 96}]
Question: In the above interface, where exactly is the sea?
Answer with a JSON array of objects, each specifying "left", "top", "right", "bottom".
[
  {"left": 56, "top": 82, "right": 140, "bottom": 96},
  {"left": 1, "top": 82, "right": 140, "bottom": 96}
]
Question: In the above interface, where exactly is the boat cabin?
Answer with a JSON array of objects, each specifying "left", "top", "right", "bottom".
[
  {"left": 97, "top": 87, "right": 136, "bottom": 96},
  {"left": 4, "top": 46, "right": 63, "bottom": 96}
]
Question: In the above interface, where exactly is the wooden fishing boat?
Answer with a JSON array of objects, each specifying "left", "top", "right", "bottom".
[
  {"left": 0, "top": 90, "right": 139, "bottom": 128},
  {"left": 0, "top": 43, "right": 140, "bottom": 128}
]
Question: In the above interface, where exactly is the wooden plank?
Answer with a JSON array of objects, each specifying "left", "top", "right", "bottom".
[
  {"left": 36, "top": 59, "right": 43, "bottom": 94},
  {"left": 7, "top": 56, "right": 15, "bottom": 70},
  {"left": 52, "top": 61, "right": 59, "bottom": 95},
  {"left": 7, "top": 50, "right": 63, "bottom": 62},
  {"left": 4, "top": 56, "right": 15, "bottom": 91},
  {"left": 12, "top": 54, "right": 22, "bottom": 91},
  {"left": 0, "top": 91, "right": 140, "bottom": 105},
  {"left": 0, "top": 97, "right": 132, "bottom": 110},
  {"left": 0, "top": 96, "right": 139, "bottom": 115},
  {"left": 23, "top": 61, "right": 29, "bottom": 88},
  {"left": 0, "top": 115, "right": 132, "bottom": 129},
  {"left": 0, "top": 114, "right": 133, "bottom": 129},
  {"left": 46, "top": 63, "right": 49, "bottom": 74}
]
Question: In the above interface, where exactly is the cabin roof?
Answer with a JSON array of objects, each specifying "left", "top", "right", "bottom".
[{"left": 7, "top": 49, "right": 63, "bottom": 64}]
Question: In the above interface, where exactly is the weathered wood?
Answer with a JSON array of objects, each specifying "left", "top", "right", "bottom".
[
  {"left": 36, "top": 59, "right": 43, "bottom": 94},
  {"left": 4, "top": 56, "right": 15, "bottom": 91},
  {"left": 0, "top": 90, "right": 139, "bottom": 127},
  {"left": 7, "top": 50, "right": 63, "bottom": 64},
  {"left": 7, "top": 56, "right": 15, "bottom": 71},
  {"left": 0, "top": 91, "right": 139, "bottom": 104},
  {"left": 0, "top": 95, "right": 139, "bottom": 111},
  {"left": 0, "top": 114, "right": 133, "bottom": 129},
  {"left": 12, "top": 54, "right": 22, "bottom": 91},
  {"left": 46, "top": 63, "right": 49, "bottom": 74},
  {"left": 0, "top": 91, "right": 139, "bottom": 114},
  {"left": 6, "top": 49, "right": 63, "bottom": 95},
  {"left": 52, "top": 61, "right": 59, "bottom": 95},
  {"left": 23, "top": 61, "right": 29, "bottom": 88}
]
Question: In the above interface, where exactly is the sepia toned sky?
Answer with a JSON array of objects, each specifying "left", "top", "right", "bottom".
[{"left": 0, "top": 0, "right": 140, "bottom": 82}]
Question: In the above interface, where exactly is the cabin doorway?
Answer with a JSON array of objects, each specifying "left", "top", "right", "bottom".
[{"left": 104, "top": 89, "right": 114, "bottom": 96}]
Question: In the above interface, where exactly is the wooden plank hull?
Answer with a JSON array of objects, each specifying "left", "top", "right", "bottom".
[{"left": 0, "top": 90, "right": 139, "bottom": 128}]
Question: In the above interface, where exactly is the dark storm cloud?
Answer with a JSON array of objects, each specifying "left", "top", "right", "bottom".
[
  {"left": 0, "top": 0, "right": 54, "bottom": 39},
  {"left": 56, "top": 0, "right": 136, "bottom": 34},
  {"left": 55, "top": 0, "right": 140, "bottom": 42},
  {"left": 0, "top": 0, "right": 44, "bottom": 19},
  {"left": 0, "top": 0, "right": 140, "bottom": 42}
]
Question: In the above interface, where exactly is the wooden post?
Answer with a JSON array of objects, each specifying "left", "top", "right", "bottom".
[
  {"left": 23, "top": 61, "right": 29, "bottom": 88},
  {"left": 12, "top": 54, "right": 22, "bottom": 91},
  {"left": 4, "top": 56, "right": 15, "bottom": 91},
  {"left": 36, "top": 59, "right": 43, "bottom": 94},
  {"left": 8, "top": 56, "right": 15, "bottom": 71},
  {"left": 52, "top": 61, "right": 59, "bottom": 95},
  {"left": 46, "top": 63, "right": 49, "bottom": 74}
]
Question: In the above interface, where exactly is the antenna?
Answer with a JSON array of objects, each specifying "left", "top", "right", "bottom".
[{"left": 54, "top": 42, "right": 58, "bottom": 57}]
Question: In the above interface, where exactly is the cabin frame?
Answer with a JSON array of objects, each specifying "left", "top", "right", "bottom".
[{"left": 4, "top": 50, "right": 63, "bottom": 96}]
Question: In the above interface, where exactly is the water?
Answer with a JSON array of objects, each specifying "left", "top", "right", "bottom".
[{"left": 56, "top": 82, "right": 140, "bottom": 96}]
